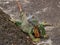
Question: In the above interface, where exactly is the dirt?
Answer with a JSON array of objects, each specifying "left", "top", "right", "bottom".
[{"left": 0, "top": 9, "right": 33, "bottom": 45}]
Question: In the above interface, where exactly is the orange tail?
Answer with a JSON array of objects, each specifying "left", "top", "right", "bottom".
[{"left": 16, "top": 0, "right": 22, "bottom": 12}]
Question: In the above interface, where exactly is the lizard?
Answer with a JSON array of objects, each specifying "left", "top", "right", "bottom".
[{"left": 10, "top": 0, "right": 52, "bottom": 43}]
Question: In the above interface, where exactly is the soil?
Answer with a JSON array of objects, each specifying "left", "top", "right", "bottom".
[{"left": 0, "top": 9, "right": 33, "bottom": 45}]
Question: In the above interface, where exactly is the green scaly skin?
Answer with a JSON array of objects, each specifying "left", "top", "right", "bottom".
[
  {"left": 15, "top": 21, "right": 38, "bottom": 42},
  {"left": 12, "top": 11, "right": 47, "bottom": 42},
  {"left": 15, "top": 21, "right": 22, "bottom": 26},
  {"left": 39, "top": 24, "right": 46, "bottom": 37},
  {"left": 14, "top": 11, "right": 37, "bottom": 42}
]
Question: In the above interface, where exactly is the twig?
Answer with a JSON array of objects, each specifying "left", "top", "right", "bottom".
[{"left": 16, "top": 0, "right": 22, "bottom": 12}]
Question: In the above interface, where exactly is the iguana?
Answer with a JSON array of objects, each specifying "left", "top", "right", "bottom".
[{"left": 10, "top": 0, "right": 52, "bottom": 42}]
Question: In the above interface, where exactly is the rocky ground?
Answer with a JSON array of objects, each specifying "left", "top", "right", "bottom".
[
  {"left": 0, "top": 0, "right": 60, "bottom": 45},
  {"left": 0, "top": 9, "right": 33, "bottom": 45}
]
